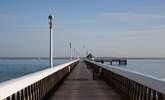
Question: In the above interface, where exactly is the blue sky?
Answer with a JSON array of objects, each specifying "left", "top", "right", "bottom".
[{"left": 0, "top": 0, "right": 165, "bottom": 57}]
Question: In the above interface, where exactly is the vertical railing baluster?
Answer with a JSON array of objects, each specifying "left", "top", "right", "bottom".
[
  {"left": 132, "top": 82, "right": 135, "bottom": 99},
  {"left": 36, "top": 81, "right": 40, "bottom": 100},
  {"left": 144, "top": 87, "right": 147, "bottom": 100},
  {"left": 153, "top": 90, "right": 156, "bottom": 100},
  {"left": 127, "top": 80, "right": 131, "bottom": 100},
  {"left": 21, "top": 89, "right": 25, "bottom": 100},
  {"left": 17, "top": 91, "right": 21, "bottom": 100},
  {"left": 11, "top": 93, "right": 16, "bottom": 100},
  {"left": 29, "top": 86, "right": 32, "bottom": 100},
  {"left": 148, "top": 88, "right": 151, "bottom": 100},
  {"left": 7, "top": 95, "right": 12, "bottom": 100},
  {"left": 31, "top": 84, "right": 34, "bottom": 100},
  {"left": 157, "top": 92, "right": 163, "bottom": 100},
  {"left": 25, "top": 88, "right": 28, "bottom": 100},
  {"left": 135, "top": 83, "right": 139, "bottom": 100},
  {"left": 130, "top": 81, "right": 134, "bottom": 100},
  {"left": 34, "top": 83, "right": 37, "bottom": 100}
]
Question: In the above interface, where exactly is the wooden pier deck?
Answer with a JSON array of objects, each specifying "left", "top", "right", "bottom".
[{"left": 48, "top": 61, "right": 121, "bottom": 100}]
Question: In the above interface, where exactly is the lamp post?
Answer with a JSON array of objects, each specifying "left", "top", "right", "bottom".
[
  {"left": 83, "top": 45, "right": 86, "bottom": 57},
  {"left": 48, "top": 14, "right": 54, "bottom": 67},
  {"left": 74, "top": 48, "right": 76, "bottom": 59},
  {"left": 69, "top": 42, "right": 72, "bottom": 61}
]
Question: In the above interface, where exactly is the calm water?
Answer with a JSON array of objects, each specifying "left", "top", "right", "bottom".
[
  {"left": 109, "top": 59, "right": 165, "bottom": 79},
  {"left": 1, "top": 59, "right": 165, "bottom": 83},
  {"left": 0, "top": 59, "right": 69, "bottom": 83}
]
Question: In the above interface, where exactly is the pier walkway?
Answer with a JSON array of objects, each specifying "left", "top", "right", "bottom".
[
  {"left": 49, "top": 61, "right": 121, "bottom": 100},
  {"left": 1, "top": 59, "right": 165, "bottom": 100}
]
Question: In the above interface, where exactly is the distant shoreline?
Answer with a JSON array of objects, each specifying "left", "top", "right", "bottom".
[
  {"left": 0, "top": 57, "right": 70, "bottom": 60},
  {"left": 0, "top": 57, "right": 165, "bottom": 60},
  {"left": 127, "top": 58, "right": 165, "bottom": 60},
  {"left": 96, "top": 57, "right": 165, "bottom": 60}
]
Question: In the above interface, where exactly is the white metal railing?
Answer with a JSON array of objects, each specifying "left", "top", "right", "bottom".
[
  {"left": 0, "top": 59, "right": 79, "bottom": 100},
  {"left": 85, "top": 59, "right": 165, "bottom": 100}
]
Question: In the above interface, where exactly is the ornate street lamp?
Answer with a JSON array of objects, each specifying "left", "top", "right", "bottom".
[{"left": 48, "top": 14, "right": 54, "bottom": 67}]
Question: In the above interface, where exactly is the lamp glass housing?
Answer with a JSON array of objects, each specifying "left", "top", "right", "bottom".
[{"left": 48, "top": 15, "right": 53, "bottom": 24}]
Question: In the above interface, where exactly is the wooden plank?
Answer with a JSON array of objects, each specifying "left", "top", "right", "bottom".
[{"left": 48, "top": 61, "right": 121, "bottom": 100}]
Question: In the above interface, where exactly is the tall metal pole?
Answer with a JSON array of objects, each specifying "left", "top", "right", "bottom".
[
  {"left": 74, "top": 48, "right": 76, "bottom": 59},
  {"left": 69, "top": 42, "right": 72, "bottom": 61},
  {"left": 86, "top": 49, "right": 89, "bottom": 56},
  {"left": 83, "top": 45, "right": 86, "bottom": 58},
  {"left": 48, "top": 14, "right": 54, "bottom": 67}
]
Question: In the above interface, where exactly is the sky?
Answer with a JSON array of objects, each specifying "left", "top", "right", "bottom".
[{"left": 0, "top": 0, "right": 165, "bottom": 58}]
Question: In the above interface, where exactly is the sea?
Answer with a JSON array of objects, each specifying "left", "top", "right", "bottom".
[
  {"left": 0, "top": 58, "right": 165, "bottom": 83},
  {"left": 106, "top": 59, "right": 165, "bottom": 79},
  {"left": 0, "top": 58, "right": 69, "bottom": 83}
]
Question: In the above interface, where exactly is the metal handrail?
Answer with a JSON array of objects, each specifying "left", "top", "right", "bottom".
[
  {"left": 85, "top": 59, "right": 165, "bottom": 100},
  {"left": 0, "top": 59, "right": 79, "bottom": 100}
]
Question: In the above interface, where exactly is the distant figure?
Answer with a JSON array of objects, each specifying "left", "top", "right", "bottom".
[
  {"left": 86, "top": 53, "right": 95, "bottom": 61},
  {"left": 101, "top": 60, "right": 104, "bottom": 64}
]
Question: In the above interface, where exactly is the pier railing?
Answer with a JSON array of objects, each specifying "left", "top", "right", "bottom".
[
  {"left": 0, "top": 59, "right": 79, "bottom": 100},
  {"left": 85, "top": 59, "right": 165, "bottom": 100}
]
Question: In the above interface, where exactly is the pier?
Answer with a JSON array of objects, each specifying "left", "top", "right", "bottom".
[
  {"left": 0, "top": 59, "right": 165, "bottom": 100},
  {"left": 95, "top": 58, "right": 127, "bottom": 65},
  {"left": 48, "top": 61, "right": 120, "bottom": 100}
]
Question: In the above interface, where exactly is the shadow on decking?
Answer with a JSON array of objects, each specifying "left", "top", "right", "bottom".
[{"left": 45, "top": 61, "right": 121, "bottom": 100}]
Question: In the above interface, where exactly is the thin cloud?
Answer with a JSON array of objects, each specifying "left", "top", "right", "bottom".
[
  {"left": 116, "top": 25, "right": 165, "bottom": 35},
  {"left": 136, "top": 5, "right": 165, "bottom": 14},
  {"left": 98, "top": 12, "right": 165, "bottom": 21},
  {"left": 92, "top": 25, "right": 165, "bottom": 42}
]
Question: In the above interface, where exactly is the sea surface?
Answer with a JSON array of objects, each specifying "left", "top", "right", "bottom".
[
  {"left": 0, "top": 59, "right": 165, "bottom": 83},
  {"left": 107, "top": 59, "right": 165, "bottom": 79},
  {"left": 0, "top": 59, "right": 69, "bottom": 83}
]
